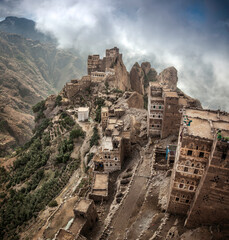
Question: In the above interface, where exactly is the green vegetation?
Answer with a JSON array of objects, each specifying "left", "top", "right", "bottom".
[
  {"left": 90, "top": 126, "right": 100, "bottom": 147},
  {"left": 48, "top": 199, "right": 58, "bottom": 207},
  {"left": 87, "top": 153, "right": 94, "bottom": 164},
  {"left": 217, "top": 131, "right": 229, "bottom": 141},
  {"left": 56, "top": 138, "right": 73, "bottom": 164},
  {"left": 59, "top": 112, "right": 75, "bottom": 130},
  {"left": 32, "top": 100, "right": 46, "bottom": 122},
  {"left": 0, "top": 120, "right": 8, "bottom": 133},
  {"left": 95, "top": 97, "right": 105, "bottom": 122},
  {"left": 32, "top": 100, "right": 46, "bottom": 113},
  {"left": 112, "top": 88, "right": 123, "bottom": 94},
  {"left": 0, "top": 109, "right": 83, "bottom": 239},
  {"left": 55, "top": 95, "right": 62, "bottom": 106},
  {"left": 70, "top": 127, "right": 85, "bottom": 140}
]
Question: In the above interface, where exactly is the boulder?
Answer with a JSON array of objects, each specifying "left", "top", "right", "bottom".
[{"left": 158, "top": 66, "right": 178, "bottom": 91}]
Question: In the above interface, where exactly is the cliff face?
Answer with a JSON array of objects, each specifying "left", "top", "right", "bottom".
[
  {"left": 0, "top": 32, "right": 84, "bottom": 155},
  {"left": 157, "top": 66, "right": 178, "bottom": 91},
  {"left": 113, "top": 55, "right": 131, "bottom": 91},
  {"left": 130, "top": 62, "right": 145, "bottom": 95},
  {"left": 130, "top": 61, "right": 157, "bottom": 95}
]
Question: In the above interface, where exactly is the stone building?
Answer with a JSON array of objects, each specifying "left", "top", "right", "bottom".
[
  {"left": 54, "top": 198, "right": 98, "bottom": 240},
  {"left": 89, "top": 172, "right": 109, "bottom": 201},
  {"left": 87, "top": 55, "right": 102, "bottom": 75},
  {"left": 167, "top": 108, "right": 229, "bottom": 227},
  {"left": 93, "top": 107, "right": 130, "bottom": 173},
  {"left": 101, "top": 106, "right": 125, "bottom": 130},
  {"left": 63, "top": 77, "right": 91, "bottom": 103},
  {"left": 87, "top": 47, "right": 121, "bottom": 75},
  {"left": 78, "top": 107, "right": 89, "bottom": 122},
  {"left": 147, "top": 81, "right": 199, "bottom": 139}
]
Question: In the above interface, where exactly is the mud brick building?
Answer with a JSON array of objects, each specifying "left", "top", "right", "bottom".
[
  {"left": 54, "top": 198, "right": 98, "bottom": 240},
  {"left": 147, "top": 82, "right": 182, "bottom": 138},
  {"left": 89, "top": 172, "right": 109, "bottom": 201},
  {"left": 93, "top": 107, "right": 130, "bottom": 173},
  {"left": 87, "top": 47, "right": 120, "bottom": 75},
  {"left": 147, "top": 81, "right": 200, "bottom": 139},
  {"left": 63, "top": 77, "right": 91, "bottom": 103},
  {"left": 167, "top": 108, "right": 229, "bottom": 227}
]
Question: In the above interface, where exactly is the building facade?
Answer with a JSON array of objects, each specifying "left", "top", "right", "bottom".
[{"left": 167, "top": 109, "right": 229, "bottom": 227}]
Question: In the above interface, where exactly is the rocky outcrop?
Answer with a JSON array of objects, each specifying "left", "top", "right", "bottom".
[
  {"left": 127, "top": 92, "right": 144, "bottom": 109},
  {"left": 130, "top": 62, "right": 145, "bottom": 95},
  {"left": 113, "top": 55, "right": 131, "bottom": 91},
  {"left": 158, "top": 66, "right": 178, "bottom": 91},
  {"left": 130, "top": 62, "right": 157, "bottom": 95}
]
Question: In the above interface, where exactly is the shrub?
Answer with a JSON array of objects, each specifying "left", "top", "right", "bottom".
[
  {"left": 70, "top": 128, "right": 84, "bottom": 139},
  {"left": 143, "top": 94, "right": 148, "bottom": 110},
  {"left": 90, "top": 126, "right": 100, "bottom": 147},
  {"left": 87, "top": 153, "right": 94, "bottom": 164},
  {"left": 48, "top": 199, "right": 58, "bottom": 207},
  {"left": 55, "top": 95, "right": 62, "bottom": 106},
  {"left": 32, "top": 100, "right": 46, "bottom": 113}
]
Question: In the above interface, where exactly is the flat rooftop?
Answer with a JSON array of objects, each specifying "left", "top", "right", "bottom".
[
  {"left": 90, "top": 173, "right": 109, "bottom": 198},
  {"left": 178, "top": 97, "right": 188, "bottom": 106},
  {"left": 186, "top": 118, "right": 213, "bottom": 139},
  {"left": 102, "top": 137, "right": 113, "bottom": 151},
  {"left": 74, "top": 199, "right": 92, "bottom": 213},
  {"left": 101, "top": 107, "right": 109, "bottom": 112},
  {"left": 68, "top": 217, "right": 86, "bottom": 236},
  {"left": 55, "top": 229, "right": 75, "bottom": 240},
  {"left": 184, "top": 109, "right": 229, "bottom": 139},
  {"left": 185, "top": 109, "right": 229, "bottom": 122},
  {"left": 164, "top": 91, "right": 179, "bottom": 98},
  {"left": 78, "top": 107, "right": 89, "bottom": 112},
  {"left": 149, "top": 81, "right": 162, "bottom": 87},
  {"left": 93, "top": 173, "right": 109, "bottom": 190}
]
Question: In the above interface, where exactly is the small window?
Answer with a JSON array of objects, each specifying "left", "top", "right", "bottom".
[
  {"left": 189, "top": 186, "right": 194, "bottom": 191},
  {"left": 194, "top": 169, "right": 199, "bottom": 174},
  {"left": 187, "top": 150, "right": 192, "bottom": 156},
  {"left": 175, "top": 197, "right": 179, "bottom": 201},
  {"left": 110, "top": 163, "right": 112, "bottom": 166},
  {"left": 184, "top": 167, "right": 188, "bottom": 172},
  {"left": 221, "top": 153, "right": 227, "bottom": 160},
  {"left": 196, "top": 146, "right": 199, "bottom": 150},
  {"left": 153, "top": 106, "right": 156, "bottom": 108},
  {"left": 159, "top": 106, "right": 162, "bottom": 109},
  {"left": 114, "top": 157, "right": 118, "bottom": 161},
  {"left": 185, "top": 199, "right": 190, "bottom": 204},
  {"left": 179, "top": 184, "right": 184, "bottom": 188},
  {"left": 199, "top": 152, "right": 204, "bottom": 158}
]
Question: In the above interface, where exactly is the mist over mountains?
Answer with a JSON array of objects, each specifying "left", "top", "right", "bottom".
[{"left": 0, "top": 17, "right": 85, "bottom": 154}]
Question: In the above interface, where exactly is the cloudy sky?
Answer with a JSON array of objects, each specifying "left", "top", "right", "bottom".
[{"left": 1, "top": 0, "right": 229, "bottom": 111}]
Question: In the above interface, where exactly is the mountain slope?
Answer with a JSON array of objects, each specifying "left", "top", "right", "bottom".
[
  {"left": 0, "top": 16, "right": 54, "bottom": 43},
  {"left": 0, "top": 32, "right": 85, "bottom": 155}
]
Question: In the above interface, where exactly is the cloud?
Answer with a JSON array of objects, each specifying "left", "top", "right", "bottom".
[{"left": 0, "top": 0, "right": 229, "bottom": 111}]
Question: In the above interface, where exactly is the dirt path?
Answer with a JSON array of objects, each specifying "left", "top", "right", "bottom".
[
  {"left": 72, "top": 116, "right": 93, "bottom": 174},
  {"left": 107, "top": 147, "right": 152, "bottom": 240}
]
